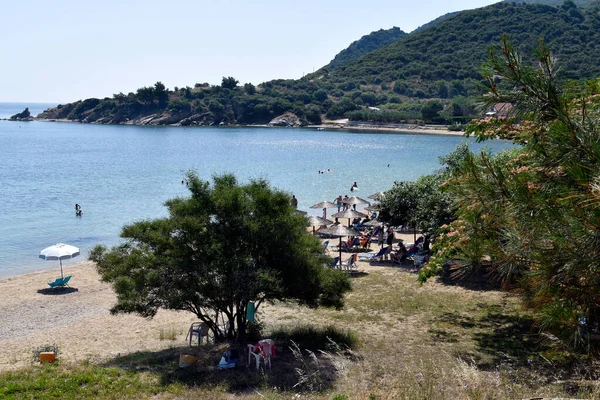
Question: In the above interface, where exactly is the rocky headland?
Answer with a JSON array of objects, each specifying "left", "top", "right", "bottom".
[{"left": 6, "top": 108, "right": 33, "bottom": 122}]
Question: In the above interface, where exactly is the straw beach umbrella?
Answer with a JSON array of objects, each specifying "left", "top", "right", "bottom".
[
  {"left": 306, "top": 215, "right": 333, "bottom": 235},
  {"left": 331, "top": 209, "right": 367, "bottom": 226},
  {"left": 310, "top": 201, "right": 338, "bottom": 219},
  {"left": 368, "top": 192, "right": 385, "bottom": 201},
  {"left": 344, "top": 196, "right": 370, "bottom": 211},
  {"left": 319, "top": 223, "right": 360, "bottom": 267},
  {"left": 363, "top": 219, "right": 383, "bottom": 227},
  {"left": 345, "top": 196, "right": 370, "bottom": 205},
  {"left": 39, "top": 243, "right": 80, "bottom": 279}
]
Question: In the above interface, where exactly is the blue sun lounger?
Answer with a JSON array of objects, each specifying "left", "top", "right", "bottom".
[
  {"left": 48, "top": 275, "right": 71, "bottom": 288},
  {"left": 358, "top": 247, "right": 388, "bottom": 262}
]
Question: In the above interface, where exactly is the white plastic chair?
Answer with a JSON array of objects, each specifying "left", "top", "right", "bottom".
[
  {"left": 247, "top": 339, "right": 274, "bottom": 369},
  {"left": 186, "top": 322, "right": 209, "bottom": 346}
]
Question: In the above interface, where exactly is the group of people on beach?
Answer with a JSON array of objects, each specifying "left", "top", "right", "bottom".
[{"left": 338, "top": 220, "right": 426, "bottom": 264}]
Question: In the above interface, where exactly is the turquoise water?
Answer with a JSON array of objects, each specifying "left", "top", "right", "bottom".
[{"left": 0, "top": 103, "right": 514, "bottom": 278}]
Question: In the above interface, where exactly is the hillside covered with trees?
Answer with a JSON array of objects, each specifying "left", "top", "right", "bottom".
[
  {"left": 325, "top": 27, "right": 407, "bottom": 71},
  {"left": 37, "top": 1, "right": 600, "bottom": 128}
]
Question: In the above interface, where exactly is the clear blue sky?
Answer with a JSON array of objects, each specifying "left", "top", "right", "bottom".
[{"left": 0, "top": 0, "right": 499, "bottom": 103}]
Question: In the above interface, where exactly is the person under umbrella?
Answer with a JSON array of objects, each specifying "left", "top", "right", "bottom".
[
  {"left": 331, "top": 209, "right": 367, "bottom": 227},
  {"left": 344, "top": 196, "right": 370, "bottom": 211},
  {"left": 319, "top": 223, "right": 360, "bottom": 269}
]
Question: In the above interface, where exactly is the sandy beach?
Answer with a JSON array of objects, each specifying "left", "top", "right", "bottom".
[
  {"left": 0, "top": 232, "right": 416, "bottom": 372},
  {"left": 32, "top": 118, "right": 464, "bottom": 136},
  {"left": 0, "top": 262, "right": 194, "bottom": 370}
]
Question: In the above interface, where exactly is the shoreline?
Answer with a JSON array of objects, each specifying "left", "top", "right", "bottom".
[{"left": 26, "top": 117, "right": 464, "bottom": 137}]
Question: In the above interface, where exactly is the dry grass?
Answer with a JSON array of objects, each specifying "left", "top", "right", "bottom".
[
  {"left": 2, "top": 260, "right": 600, "bottom": 399},
  {"left": 257, "top": 264, "right": 600, "bottom": 399},
  {"left": 158, "top": 327, "right": 180, "bottom": 341}
]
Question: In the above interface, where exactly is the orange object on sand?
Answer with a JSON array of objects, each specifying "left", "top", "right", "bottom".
[{"left": 40, "top": 352, "right": 55, "bottom": 363}]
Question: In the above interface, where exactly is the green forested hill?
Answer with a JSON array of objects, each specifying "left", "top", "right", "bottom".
[
  {"left": 36, "top": 1, "right": 600, "bottom": 127},
  {"left": 326, "top": 1, "right": 600, "bottom": 86},
  {"left": 326, "top": 27, "right": 407, "bottom": 70},
  {"left": 411, "top": 11, "right": 460, "bottom": 34},
  {"left": 503, "top": 0, "right": 592, "bottom": 6}
]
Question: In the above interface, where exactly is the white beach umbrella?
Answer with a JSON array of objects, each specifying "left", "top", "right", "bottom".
[{"left": 39, "top": 243, "right": 80, "bottom": 279}]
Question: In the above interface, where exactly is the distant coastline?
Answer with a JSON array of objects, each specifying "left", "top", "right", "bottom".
[{"left": 27, "top": 116, "right": 459, "bottom": 136}]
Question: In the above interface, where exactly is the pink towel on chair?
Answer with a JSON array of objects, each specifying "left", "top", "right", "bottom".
[{"left": 257, "top": 339, "right": 275, "bottom": 358}]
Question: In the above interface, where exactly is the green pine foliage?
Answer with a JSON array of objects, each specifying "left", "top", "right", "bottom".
[{"left": 424, "top": 38, "right": 600, "bottom": 353}]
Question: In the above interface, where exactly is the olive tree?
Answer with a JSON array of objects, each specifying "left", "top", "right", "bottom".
[{"left": 90, "top": 173, "right": 351, "bottom": 342}]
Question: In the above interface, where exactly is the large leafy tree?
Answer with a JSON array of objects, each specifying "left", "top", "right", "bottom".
[
  {"left": 90, "top": 173, "right": 351, "bottom": 342},
  {"left": 378, "top": 154, "right": 458, "bottom": 245},
  {"left": 425, "top": 37, "right": 600, "bottom": 352}
]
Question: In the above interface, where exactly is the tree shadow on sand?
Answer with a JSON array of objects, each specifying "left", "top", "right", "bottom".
[
  {"left": 37, "top": 287, "right": 79, "bottom": 295},
  {"left": 437, "top": 264, "right": 503, "bottom": 292},
  {"left": 348, "top": 271, "right": 369, "bottom": 278},
  {"left": 103, "top": 328, "right": 355, "bottom": 394},
  {"left": 470, "top": 311, "right": 539, "bottom": 370}
]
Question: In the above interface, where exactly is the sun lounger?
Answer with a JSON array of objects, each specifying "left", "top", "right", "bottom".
[
  {"left": 48, "top": 275, "right": 71, "bottom": 288},
  {"left": 332, "top": 237, "right": 360, "bottom": 252},
  {"left": 358, "top": 247, "right": 388, "bottom": 262},
  {"left": 329, "top": 257, "right": 340, "bottom": 268}
]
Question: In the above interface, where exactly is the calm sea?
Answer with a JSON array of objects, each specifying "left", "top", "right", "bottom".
[{"left": 0, "top": 102, "right": 514, "bottom": 279}]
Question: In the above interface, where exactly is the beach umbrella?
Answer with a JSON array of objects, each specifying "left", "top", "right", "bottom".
[
  {"left": 310, "top": 201, "right": 338, "bottom": 219},
  {"left": 344, "top": 196, "right": 370, "bottom": 211},
  {"left": 344, "top": 196, "right": 370, "bottom": 206},
  {"left": 319, "top": 223, "right": 360, "bottom": 267},
  {"left": 295, "top": 209, "right": 308, "bottom": 215},
  {"left": 368, "top": 192, "right": 385, "bottom": 201},
  {"left": 363, "top": 219, "right": 383, "bottom": 227},
  {"left": 331, "top": 209, "right": 368, "bottom": 226},
  {"left": 39, "top": 243, "right": 80, "bottom": 279},
  {"left": 364, "top": 204, "right": 380, "bottom": 212},
  {"left": 306, "top": 215, "right": 334, "bottom": 235}
]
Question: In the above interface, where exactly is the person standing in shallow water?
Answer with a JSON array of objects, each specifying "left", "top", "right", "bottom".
[
  {"left": 335, "top": 195, "right": 343, "bottom": 212},
  {"left": 291, "top": 195, "right": 298, "bottom": 208}
]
